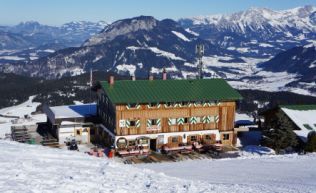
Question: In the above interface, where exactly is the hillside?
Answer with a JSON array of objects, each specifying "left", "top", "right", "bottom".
[
  {"left": 0, "top": 16, "right": 230, "bottom": 79},
  {"left": 0, "top": 72, "right": 126, "bottom": 109},
  {"left": 1, "top": 72, "right": 316, "bottom": 114}
]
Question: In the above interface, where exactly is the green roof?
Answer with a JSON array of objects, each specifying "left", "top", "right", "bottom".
[
  {"left": 100, "top": 79, "right": 242, "bottom": 104},
  {"left": 281, "top": 105, "right": 316, "bottom": 111}
]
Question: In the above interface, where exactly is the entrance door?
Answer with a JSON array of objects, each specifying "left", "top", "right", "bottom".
[{"left": 150, "top": 139, "right": 157, "bottom": 151}]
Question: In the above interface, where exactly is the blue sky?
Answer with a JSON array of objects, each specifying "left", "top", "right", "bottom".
[{"left": 1, "top": 0, "right": 316, "bottom": 26}]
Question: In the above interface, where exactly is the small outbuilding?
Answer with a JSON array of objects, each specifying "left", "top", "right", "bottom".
[
  {"left": 43, "top": 103, "right": 98, "bottom": 145},
  {"left": 262, "top": 105, "right": 316, "bottom": 143}
]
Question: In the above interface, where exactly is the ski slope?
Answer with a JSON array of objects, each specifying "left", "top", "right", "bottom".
[
  {"left": 138, "top": 152, "right": 316, "bottom": 193},
  {"left": 1, "top": 140, "right": 316, "bottom": 193},
  {"left": 0, "top": 96, "right": 46, "bottom": 138}
]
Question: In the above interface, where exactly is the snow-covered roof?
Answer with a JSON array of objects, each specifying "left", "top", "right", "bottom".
[
  {"left": 281, "top": 105, "right": 316, "bottom": 142},
  {"left": 49, "top": 103, "right": 96, "bottom": 119}
]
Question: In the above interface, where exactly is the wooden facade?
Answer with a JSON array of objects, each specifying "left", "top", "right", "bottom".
[
  {"left": 94, "top": 76, "right": 242, "bottom": 151},
  {"left": 97, "top": 89, "right": 237, "bottom": 150},
  {"left": 114, "top": 102, "right": 236, "bottom": 136}
]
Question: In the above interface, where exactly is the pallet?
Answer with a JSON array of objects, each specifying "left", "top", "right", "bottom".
[
  {"left": 148, "top": 155, "right": 161, "bottom": 163},
  {"left": 130, "top": 157, "right": 142, "bottom": 164}
]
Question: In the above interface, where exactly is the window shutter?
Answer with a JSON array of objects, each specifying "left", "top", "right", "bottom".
[
  {"left": 125, "top": 120, "right": 130, "bottom": 128},
  {"left": 202, "top": 116, "right": 211, "bottom": 123},
  {"left": 157, "top": 119, "right": 161, "bottom": 126},
  {"left": 168, "top": 118, "right": 172, "bottom": 126},
  {"left": 215, "top": 115, "right": 219, "bottom": 123},
  {"left": 136, "top": 120, "right": 141, "bottom": 128},
  {"left": 177, "top": 117, "right": 184, "bottom": 125},
  {"left": 147, "top": 119, "right": 152, "bottom": 127},
  {"left": 190, "top": 117, "right": 197, "bottom": 124}
]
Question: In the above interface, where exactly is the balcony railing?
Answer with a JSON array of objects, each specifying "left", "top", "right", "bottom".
[{"left": 117, "top": 123, "right": 217, "bottom": 136}]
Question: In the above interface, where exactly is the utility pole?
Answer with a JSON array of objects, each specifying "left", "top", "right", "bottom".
[
  {"left": 89, "top": 68, "right": 93, "bottom": 114},
  {"left": 195, "top": 44, "right": 204, "bottom": 79}
]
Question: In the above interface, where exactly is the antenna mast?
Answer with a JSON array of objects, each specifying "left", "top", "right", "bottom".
[
  {"left": 195, "top": 44, "right": 204, "bottom": 79},
  {"left": 89, "top": 68, "right": 93, "bottom": 114}
]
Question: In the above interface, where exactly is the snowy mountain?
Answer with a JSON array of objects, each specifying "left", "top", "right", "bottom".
[
  {"left": 1, "top": 20, "right": 107, "bottom": 48},
  {"left": 0, "top": 20, "right": 107, "bottom": 63},
  {"left": 179, "top": 5, "right": 316, "bottom": 57},
  {"left": 0, "top": 16, "right": 232, "bottom": 79},
  {"left": 0, "top": 31, "right": 32, "bottom": 49},
  {"left": 258, "top": 43, "right": 316, "bottom": 93},
  {"left": 1, "top": 6, "right": 316, "bottom": 96}
]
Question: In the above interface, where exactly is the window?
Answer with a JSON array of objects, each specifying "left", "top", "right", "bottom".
[
  {"left": 129, "top": 120, "right": 136, "bottom": 127},
  {"left": 129, "top": 103, "right": 137, "bottom": 108},
  {"left": 194, "top": 101, "right": 202, "bottom": 106},
  {"left": 303, "top": 124, "right": 313, "bottom": 130},
  {"left": 223, "top": 134, "right": 230, "bottom": 140},
  {"left": 151, "top": 119, "right": 158, "bottom": 126},
  {"left": 196, "top": 117, "right": 201, "bottom": 123},
  {"left": 128, "top": 140, "right": 136, "bottom": 146},
  {"left": 76, "top": 130, "right": 81, "bottom": 135},
  {"left": 205, "top": 135, "right": 211, "bottom": 140},
  {"left": 165, "top": 102, "right": 174, "bottom": 107},
  {"left": 139, "top": 139, "right": 149, "bottom": 145},
  {"left": 98, "top": 128, "right": 103, "bottom": 135},
  {"left": 90, "top": 128, "right": 95, "bottom": 135},
  {"left": 184, "top": 117, "right": 189, "bottom": 124},
  {"left": 181, "top": 101, "right": 189, "bottom": 106},
  {"left": 190, "top": 136, "right": 197, "bottom": 142},
  {"left": 168, "top": 118, "right": 177, "bottom": 125},
  {"left": 149, "top": 103, "right": 157, "bottom": 107},
  {"left": 172, "top": 137, "right": 178, "bottom": 143}
]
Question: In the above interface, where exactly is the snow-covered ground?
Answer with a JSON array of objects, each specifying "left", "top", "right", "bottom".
[
  {"left": 2, "top": 140, "right": 316, "bottom": 193},
  {"left": 1, "top": 97, "right": 316, "bottom": 192},
  {"left": 138, "top": 151, "right": 316, "bottom": 193},
  {"left": 1, "top": 140, "right": 313, "bottom": 193},
  {"left": 0, "top": 96, "right": 46, "bottom": 138}
]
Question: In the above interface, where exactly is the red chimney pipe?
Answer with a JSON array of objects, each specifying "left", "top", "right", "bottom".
[
  {"left": 109, "top": 75, "right": 114, "bottom": 85},
  {"left": 162, "top": 68, "right": 167, "bottom": 80}
]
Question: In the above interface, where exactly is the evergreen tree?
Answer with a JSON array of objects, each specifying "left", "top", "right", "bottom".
[
  {"left": 262, "top": 111, "right": 298, "bottom": 153},
  {"left": 305, "top": 131, "right": 316, "bottom": 152}
]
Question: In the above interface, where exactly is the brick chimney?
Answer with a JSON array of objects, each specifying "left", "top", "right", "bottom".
[
  {"left": 162, "top": 67, "right": 167, "bottom": 80},
  {"left": 109, "top": 75, "right": 114, "bottom": 85}
]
